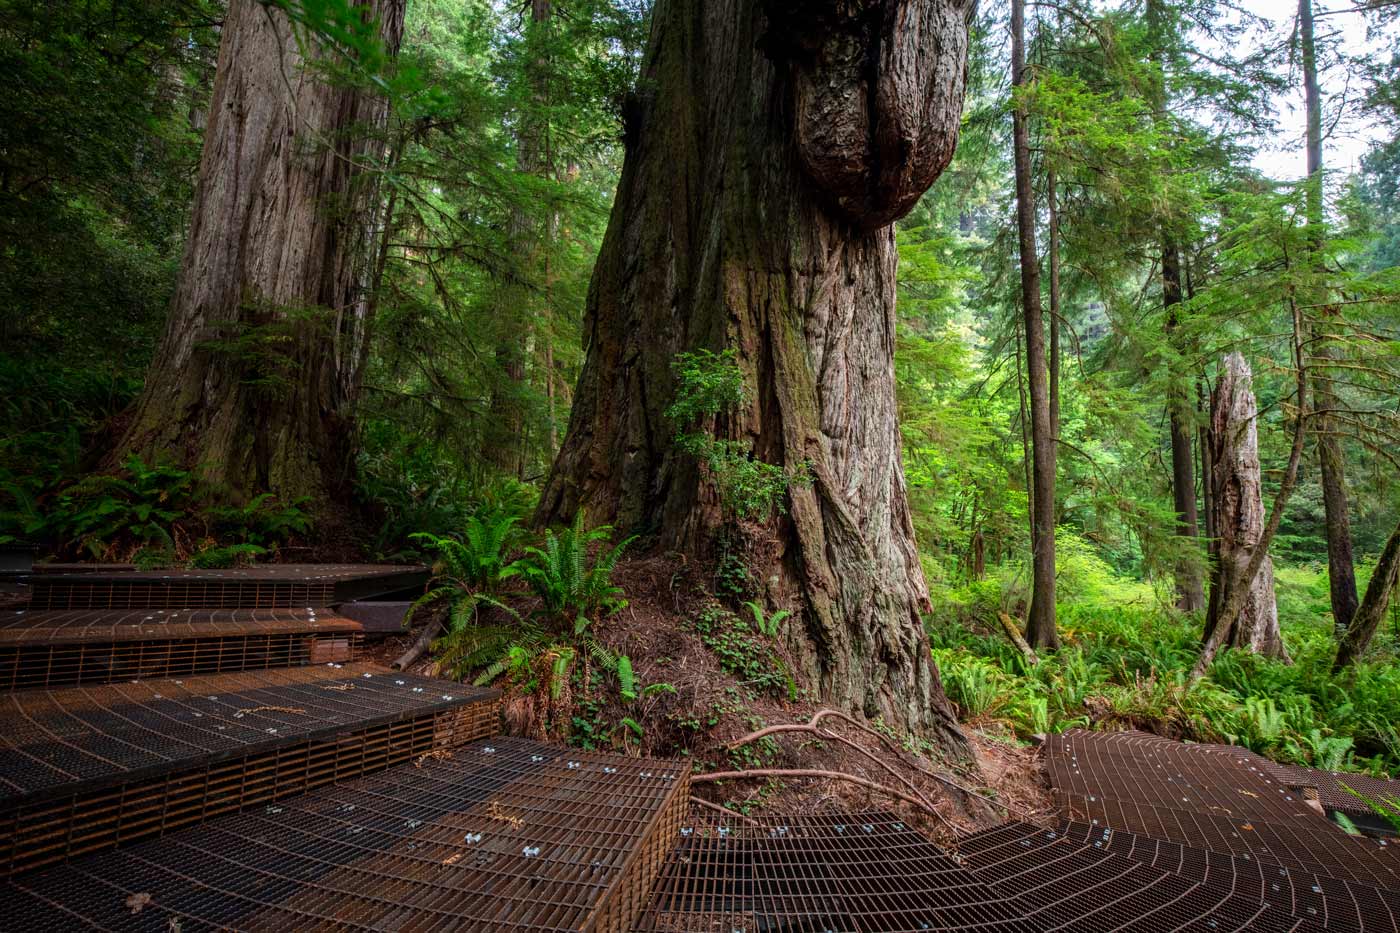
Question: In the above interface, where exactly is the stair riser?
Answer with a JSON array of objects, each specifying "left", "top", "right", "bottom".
[{"left": 0, "top": 633, "right": 361, "bottom": 690}]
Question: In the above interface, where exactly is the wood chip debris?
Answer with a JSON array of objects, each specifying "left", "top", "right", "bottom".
[{"left": 487, "top": 800, "right": 525, "bottom": 829}]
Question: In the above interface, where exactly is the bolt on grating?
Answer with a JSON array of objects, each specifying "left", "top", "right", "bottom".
[
  {"left": 27, "top": 564, "right": 429, "bottom": 610},
  {"left": 957, "top": 820, "right": 1329, "bottom": 932},
  {"left": 3, "top": 736, "right": 689, "bottom": 932},
  {"left": 1056, "top": 820, "right": 1400, "bottom": 932},
  {"left": 1046, "top": 730, "right": 1400, "bottom": 890},
  {"left": 0, "top": 608, "right": 363, "bottom": 689},
  {"left": 633, "top": 810, "right": 1039, "bottom": 932}
]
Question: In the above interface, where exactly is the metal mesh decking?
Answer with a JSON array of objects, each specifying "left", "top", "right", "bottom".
[
  {"left": 1056, "top": 821, "right": 1400, "bottom": 932},
  {"left": 0, "top": 608, "right": 363, "bottom": 689},
  {"left": 3, "top": 736, "right": 688, "bottom": 932},
  {"left": 1046, "top": 730, "right": 1400, "bottom": 897},
  {"left": 27, "top": 564, "right": 428, "bottom": 610},
  {"left": 0, "top": 664, "right": 500, "bottom": 875},
  {"left": 958, "top": 820, "right": 1327, "bottom": 932},
  {"left": 633, "top": 810, "right": 1038, "bottom": 932}
]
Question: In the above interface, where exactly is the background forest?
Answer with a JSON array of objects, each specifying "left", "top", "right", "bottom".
[{"left": 3, "top": 0, "right": 1400, "bottom": 785}]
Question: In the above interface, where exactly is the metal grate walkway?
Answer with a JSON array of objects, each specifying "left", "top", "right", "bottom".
[
  {"left": 4, "top": 737, "right": 688, "bottom": 932},
  {"left": 28, "top": 564, "right": 428, "bottom": 610},
  {"left": 0, "top": 607, "right": 363, "bottom": 689}
]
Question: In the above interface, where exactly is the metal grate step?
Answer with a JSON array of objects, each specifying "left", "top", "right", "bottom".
[
  {"left": 0, "top": 663, "right": 499, "bottom": 876},
  {"left": 3, "top": 736, "right": 687, "bottom": 932},
  {"left": 1046, "top": 730, "right": 1400, "bottom": 892},
  {"left": 0, "top": 608, "right": 364, "bottom": 689},
  {"left": 27, "top": 564, "right": 428, "bottom": 610},
  {"left": 633, "top": 810, "right": 1038, "bottom": 932},
  {"left": 958, "top": 820, "right": 1327, "bottom": 932}
]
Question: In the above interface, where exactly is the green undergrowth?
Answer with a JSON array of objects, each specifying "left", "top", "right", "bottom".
[{"left": 928, "top": 562, "right": 1400, "bottom": 776}]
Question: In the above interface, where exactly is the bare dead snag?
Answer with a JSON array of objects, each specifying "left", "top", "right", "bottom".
[{"left": 1191, "top": 298, "right": 1310, "bottom": 681}]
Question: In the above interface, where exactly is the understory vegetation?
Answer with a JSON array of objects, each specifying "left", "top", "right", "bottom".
[{"left": 930, "top": 551, "right": 1400, "bottom": 774}]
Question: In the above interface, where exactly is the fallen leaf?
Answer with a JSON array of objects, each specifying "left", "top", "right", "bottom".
[
  {"left": 442, "top": 853, "right": 462, "bottom": 866},
  {"left": 126, "top": 892, "right": 152, "bottom": 915}
]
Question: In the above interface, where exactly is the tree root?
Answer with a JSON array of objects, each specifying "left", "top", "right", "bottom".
[
  {"left": 723, "top": 708, "right": 1035, "bottom": 822},
  {"left": 690, "top": 768, "right": 957, "bottom": 833}
]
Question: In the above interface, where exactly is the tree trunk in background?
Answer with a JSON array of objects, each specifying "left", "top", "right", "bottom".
[
  {"left": 113, "top": 0, "right": 405, "bottom": 508},
  {"left": 1300, "top": 0, "right": 1360, "bottom": 636},
  {"left": 538, "top": 0, "right": 975, "bottom": 746},
  {"left": 1163, "top": 239, "right": 1205, "bottom": 612},
  {"left": 1047, "top": 168, "right": 1062, "bottom": 441},
  {"left": 1333, "top": 519, "right": 1400, "bottom": 670},
  {"left": 1204, "top": 353, "right": 1289, "bottom": 660},
  {"left": 487, "top": 0, "right": 553, "bottom": 479},
  {"left": 1011, "top": 0, "right": 1060, "bottom": 651}
]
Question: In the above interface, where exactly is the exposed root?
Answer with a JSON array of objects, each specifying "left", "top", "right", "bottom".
[
  {"left": 690, "top": 768, "right": 957, "bottom": 834},
  {"left": 723, "top": 708, "right": 1035, "bottom": 822}
]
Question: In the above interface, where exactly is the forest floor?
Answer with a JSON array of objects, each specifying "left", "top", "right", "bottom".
[{"left": 392, "top": 554, "right": 1057, "bottom": 843}]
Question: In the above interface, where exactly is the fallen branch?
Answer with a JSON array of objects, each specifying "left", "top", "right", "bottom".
[
  {"left": 393, "top": 616, "right": 442, "bottom": 671},
  {"left": 997, "top": 612, "right": 1040, "bottom": 665},
  {"left": 688, "top": 795, "right": 760, "bottom": 826}
]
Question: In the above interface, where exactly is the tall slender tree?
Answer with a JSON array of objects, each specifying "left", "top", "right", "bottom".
[
  {"left": 1011, "top": 0, "right": 1060, "bottom": 649},
  {"left": 1299, "top": 0, "right": 1360, "bottom": 636},
  {"left": 538, "top": 0, "right": 976, "bottom": 743},
  {"left": 112, "top": 0, "right": 406, "bottom": 509}
]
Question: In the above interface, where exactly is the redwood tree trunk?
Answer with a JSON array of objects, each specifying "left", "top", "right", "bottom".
[
  {"left": 113, "top": 0, "right": 405, "bottom": 507},
  {"left": 537, "top": 0, "right": 974, "bottom": 747},
  {"left": 1204, "top": 353, "right": 1289, "bottom": 661},
  {"left": 1011, "top": 0, "right": 1060, "bottom": 650}
]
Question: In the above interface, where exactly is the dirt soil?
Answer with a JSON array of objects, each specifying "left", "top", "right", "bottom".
[{"left": 391, "top": 554, "right": 1055, "bottom": 845}]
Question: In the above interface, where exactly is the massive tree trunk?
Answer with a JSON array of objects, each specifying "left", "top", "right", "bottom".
[
  {"left": 537, "top": 0, "right": 975, "bottom": 747},
  {"left": 112, "top": 0, "right": 406, "bottom": 508},
  {"left": 1299, "top": 0, "right": 1360, "bottom": 636},
  {"left": 1203, "top": 353, "right": 1289, "bottom": 661},
  {"left": 1010, "top": 0, "right": 1060, "bottom": 651},
  {"left": 1163, "top": 239, "right": 1205, "bottom": 612}
]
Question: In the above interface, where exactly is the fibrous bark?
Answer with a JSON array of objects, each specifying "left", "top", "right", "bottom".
[
  {"left": 1011, "top": 0, "right": 1059, "bottom": 651},
  {"left": 538, "top": 0, "right": 975, "bottom": 747},
  {"left": 1204, "top": 353, "right": 1289, "bottom": 661},
  {"left": 113, "top": 0, "right": 405, "bottom": 507}
]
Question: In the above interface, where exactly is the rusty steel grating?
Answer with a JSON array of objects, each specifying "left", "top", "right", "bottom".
[
  {"left": 1286, "top": 768, "right": 1400, "bottom": 823},
  {"left": 958, "top": 820, "right": 1328, "bottom": 932},
  {"left": 1047, "top": 730, "right": 1400, "bottom": 890},
  {"left": 633, "top": 810, "right": 1039, "bottom": 932},
  {"left": 0, "top": 664, "right": 500, "bottom": 876},
  {"left": 1056, "top": 820, "right": 1400, "bottom": 932},
  {"left": 27, "top": 563, "right": 428, "bottom": 610},
  {"left": 0, "top": 663, "right": 496, "bottom": 804},
  {"left": 3, "top": 736, "right": 688, "bottom": 931},
  {"left": 0, "top": 608, "right": 363, "bottom": 689}
]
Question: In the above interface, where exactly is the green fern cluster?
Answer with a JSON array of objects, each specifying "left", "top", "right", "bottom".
[{"left": 520, "top": 510, "right": 636, "bottom": 636}]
